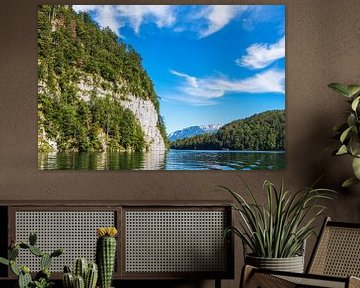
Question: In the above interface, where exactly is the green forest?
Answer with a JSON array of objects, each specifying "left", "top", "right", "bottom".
[
  {"left": 38, "top": 5, "right": 167, "bottom": 152},
  {"left": 171, "top": 110, "right": 285, "bottom": 151}
]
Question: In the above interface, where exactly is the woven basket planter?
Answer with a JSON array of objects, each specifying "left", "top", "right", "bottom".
[{"left": 245, "top": 254, "right": 305, "bottom": 273}]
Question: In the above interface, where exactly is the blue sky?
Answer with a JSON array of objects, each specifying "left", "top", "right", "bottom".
[{"left": 73, "top": 5, "right": 285, "bottom": 133}]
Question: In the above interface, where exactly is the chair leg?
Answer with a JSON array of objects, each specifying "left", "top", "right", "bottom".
[
  {"left": 240, "top": 265, "right": 296, "bottom": 288},
  {"left": 349, "top": 276, "right": 360, "bottom": 288},
  {"left": 215, "top": 278, "right": 221, "bottom": 288},
  {"left": 240, "top": 265, "right": 255, "bottom": 288},
  {"left": 249, "top": 273, "right": 296, "bottom": 288}
]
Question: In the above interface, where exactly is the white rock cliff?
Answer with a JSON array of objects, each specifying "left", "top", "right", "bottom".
[
  {"left": 77, "top": 75, "right": 166, "bottom": 151},
  {"left": 39, "top": 75, "right": 166, "bottom": 152},
  {"left": 120, "top": 94, "right": 165, "bottom": 151}
]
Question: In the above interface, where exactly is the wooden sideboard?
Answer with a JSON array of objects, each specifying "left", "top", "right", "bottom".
[{"left": 0, "top": 201, "right": 234, "bottom": 288}]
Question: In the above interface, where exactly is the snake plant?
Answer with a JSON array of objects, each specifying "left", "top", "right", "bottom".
[
  {"left": 328, "top": 83, "right": 360, "bottom": 187},
  {"left": 222, "top": 178, "right": 335, "bottom": 258}
]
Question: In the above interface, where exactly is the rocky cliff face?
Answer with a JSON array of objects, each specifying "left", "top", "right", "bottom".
[
  {"left": 75, "top": 75, "right": 166, "bottom": 151},
  {"left": 120, "top": 94, "right": 165, "bottom": 151}
]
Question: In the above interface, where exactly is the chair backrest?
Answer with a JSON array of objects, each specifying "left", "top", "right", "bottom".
[{"left": 307, "top": 217, "right": 360, "bottom": 277}]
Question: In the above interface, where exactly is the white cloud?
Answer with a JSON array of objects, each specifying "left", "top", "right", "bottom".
[
  {"left": 73, "top": 5, "right": 249, "bottom": 38},
  {"left": 237, "top": 36, "right": 285, "bottom": 69},
  {"left": 73, "top": 5, "right": 122, "bottom": 35},
  {"left": 116, "top": 5, "right": 175, "bottom": 34},
  {"left": 170, "top": 70, "right": 225, "bottom": 100},
  {"left": 169, "top": 69, "right": 285, "bottom": 106},
  {"left": 197, "top": 5, "right": 248, "bottom": 38},
  {"left": 214, "top": 69, "right": 285, "bottom": 94},
  {"left": 96, "top": 6, "right": 123, "bottom": 34},
  {"left": 72, "top": 5, "right": 280, "bottom": 38},
  {"left": 170, "top": 70, "right": 200, "bottom": 92},
  {"left": 72, "top": 5, "right": 175, "bottom": 36},
  {"left": 73, "top": 5, "right": 97, "bottom": 13},
  {"left": 164, "top": 94, "right": 219, "bottom": 106}
]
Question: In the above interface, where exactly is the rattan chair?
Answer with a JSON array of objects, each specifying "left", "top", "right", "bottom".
[{"left": 241, "top": 217, "right": 360, "bottom": 288}]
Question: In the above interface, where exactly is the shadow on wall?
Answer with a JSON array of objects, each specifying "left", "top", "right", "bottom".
[{"left": 300, "top": 107, "right": 360, "bottom": 221}]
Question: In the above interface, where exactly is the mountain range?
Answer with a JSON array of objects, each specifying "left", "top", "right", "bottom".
[
  {"left": 170, "top": 110, "right": 285, "bottom": 151},
  {"left": 168, "top": 124, "right": 221, "bottom": 142}
]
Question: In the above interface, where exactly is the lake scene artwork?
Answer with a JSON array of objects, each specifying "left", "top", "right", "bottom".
[{"left": 38, "top": 5, "right": 285, "bottom": 170}]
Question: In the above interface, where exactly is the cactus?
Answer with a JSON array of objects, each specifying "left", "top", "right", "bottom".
[
  {"left": 63, "top": 260, "right": 98, "bottom": 288},
  {"left": 0, "top": 232, "right": 63, "bottom": 288},
  {"left": 21, "top": 265, "right": 30, "bottom": 274},
  {"left": 29, "top": 245, "right": 44, "bottom": 257},
  {"left": 35, "top": 268, "right": 50, "bottom": 281},
  {"left": 19, "top": 270, "right": 32, "bottom": 288},
  {"left": 85, "top": 263, "right": 98, "bottom": 288},
  {"left": 63, "top": 272, "right": 74, "bottom": 288},
  {"left": 9, "top": 246, "right": 19, "bottom": 260},
  {"left": 74, "top": 258, "right": 87, "bottom": 279},
  {"left": 96, "top": 227, "right": 118, "bottom": 288},
  {"left": 74, "top": 275, "right": 85, "bottom": 288},
  {"left": 29, "top": 232, "right": 37, "bottom": 246},
  {"left": 18, "top": 266, "right": 32, "bottom": 288},
  {"left": 19, "top": 243, "right": 29, "bottom": 249},
  {"left": 64, "top": 265, "right": 72, "bottom": 273},
  {"left": 41, "top": 253, "right": 52, "bottom": 270},
  {"left": 51, "top": 248, "right": 64, "bottom": 257}
]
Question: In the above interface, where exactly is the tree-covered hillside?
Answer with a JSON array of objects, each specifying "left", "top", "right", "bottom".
[
  {"left": 38, "top": 5, "right": 167, "bottom": 152},
  {"left": 171, "top": 110, "right": 285, "bottom": 151}
]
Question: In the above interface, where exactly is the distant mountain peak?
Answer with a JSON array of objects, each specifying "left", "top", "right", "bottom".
[
  {"left": 168, "top": 124, "right": 221, "bottom": 142},
  {"left": 199, "top": 124, "right": 222, "bottom": 130}
]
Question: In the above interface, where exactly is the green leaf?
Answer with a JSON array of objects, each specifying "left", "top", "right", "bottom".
[
  {"left": 349, "top": 135, "right": 360, "bottom": 156},
  {"left": 224, "top": 179, "right": 335, "bottom": 258},
  {"left": 347, "top": 114, "right": 356, "bottom": 128},
  {"left": 340, "top": 126, "right": 352, "bottom": 143},
  {"left": 351, "top": 96, "right": 360, "bottom": 111},
  {"left": 0, "top": 257, "right": 9, "bottom": 266},
  {"left": 328, "top": 83, "right": 351, "bottom": 97},
  {"left": 352, "top": 157, "right": 360, "bottom": 179},
  {"left": 10, "top": 261, "right": 20, "bottom": 276},
  {"left": 347, "top": 85, "right": 360, "bottom": 97},
  {"left": 336, "top": 144, "right": 348, "bottom": 155},
  {"left": 342, "top": 177, "right": 360, "bottom": 188}
]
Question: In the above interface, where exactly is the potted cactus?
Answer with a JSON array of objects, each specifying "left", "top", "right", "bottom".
[
  {"left": 62, "top": 258, "right": 98, "bottom": 288},
  {"left": 0, "top": 232, "right": 63, "bottom": 288},
  {"left": 96, "top": 227, "right": 118, "bottom": 288}
]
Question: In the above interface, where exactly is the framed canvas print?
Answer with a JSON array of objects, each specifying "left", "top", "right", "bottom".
[{"left": 38, "top": 5, "right": 285, "bottom": 170}]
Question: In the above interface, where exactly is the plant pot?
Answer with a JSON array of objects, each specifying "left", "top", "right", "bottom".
[{"left": 245, "top": 254, "right": 304, "bottom": 273}]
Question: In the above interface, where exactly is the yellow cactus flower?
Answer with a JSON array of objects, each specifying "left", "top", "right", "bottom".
[{"left": 97, "top": 227, "right": 118, "bottom": 237}]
